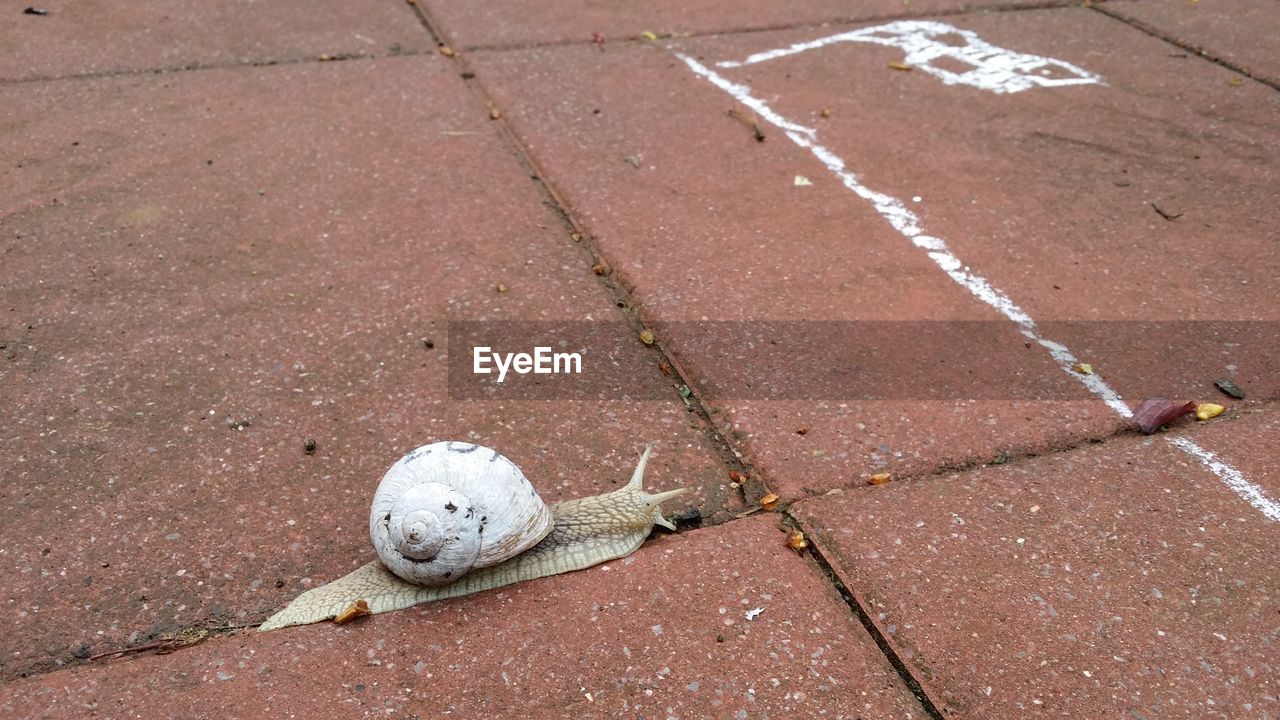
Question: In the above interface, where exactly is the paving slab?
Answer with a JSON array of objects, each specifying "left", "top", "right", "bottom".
[
  {"left": 420, "top": 0, "right": 1062, "bottom": 50},
  {"left": 1101, "top": 0, "right": 1280, "bottom": 87},
  {"left": 0, "top": 515, "right": 928, "bottom": 720},
  {"left": 793, "top": 406, "right": 1280, "bottom": 718},
  {"left": 0, "top": 54, "right": 741, "bottom": 681},
  {"left": 1, "top": 0, "right": 429, "bottom": 81},
  {"left": 458, "top": 5, "right": 1280, "bottom": 500}
]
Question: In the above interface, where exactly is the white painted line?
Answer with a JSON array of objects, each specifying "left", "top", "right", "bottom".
[
  {"left": 675, "top": 48, "right": 1279, "bottom": 522},
  {"left": 1168, "top": 437, "right": 1280, "bottom": 522},
  {"left": 677, "top": 51, "right": 1128, "bottom": 416},
  {"left": 715, "top": 20, "right": 1103, "bottom": 95}
]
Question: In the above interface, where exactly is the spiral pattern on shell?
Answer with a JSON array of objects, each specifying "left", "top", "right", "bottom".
[{"left": 369, "top": 441, "right": 555, "bottom": 586}]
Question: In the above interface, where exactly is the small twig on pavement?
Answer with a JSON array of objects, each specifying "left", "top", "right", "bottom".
[
  {"left": 1151, "top": 202, "right": 1183, "bottom": 221},
  {"left": 726, "top": 108, "right": 766, "bottom": 142},
  {"left": 88, "top": 626, "right": 232, "bottom": 661}
]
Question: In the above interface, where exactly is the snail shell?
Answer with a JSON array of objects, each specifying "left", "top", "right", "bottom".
[{"left": 369, "top": 441, "right": 555, "bottom": 586}]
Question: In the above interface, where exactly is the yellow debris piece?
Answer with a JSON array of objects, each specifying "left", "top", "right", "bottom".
[{"left": 1195, "top": 403, "right": 1225, "bottom": 421}]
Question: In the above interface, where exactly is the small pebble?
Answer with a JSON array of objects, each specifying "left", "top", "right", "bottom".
[{"left": 1214, "top": 378, "right": 1244, "bottom": 399}]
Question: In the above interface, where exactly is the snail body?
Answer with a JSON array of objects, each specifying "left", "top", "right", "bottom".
[{"left": 260, "top": 442, "right": 686, "bottom": 631}]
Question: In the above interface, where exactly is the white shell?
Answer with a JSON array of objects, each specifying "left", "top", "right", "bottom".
[{"left": 369, "top": 441, "right": 555, "bottom": 586}]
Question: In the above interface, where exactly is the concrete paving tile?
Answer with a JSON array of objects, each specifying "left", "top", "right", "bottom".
[
  {"left": 1101, "top": 0, "right": 1280, "bottom": 86},
  {"left": 793, "top": 410, "right": 1280, "bottom": 718},
  {"left": 0, "top": 55, "right": 740, "bottom": 680},
  {"left": 420, "top": 0, "right": 1059, "bottom": 50},
  {"left": 0, "top": 516, "right": 928, "bottom": 720},
  {"left": 1, "top": 0, "right": 429, "bottom": 81}
]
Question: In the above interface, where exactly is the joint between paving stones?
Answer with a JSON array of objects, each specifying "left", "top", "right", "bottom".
[
  {"left": 0, "top": 50, "right": 425, "bottom": 87},
  {"left": 772, "top": 400, "right": 1274, "bottom": 509},
  {"left": 1090, "top": 3, "right": 1280, "bottom": 91},
  {"left": 402, "top": 0, "right": 775, "bottom": 514},
  {"left": 12, "top": 621, "right": 253, "bottom": 681},
  {"left": 457, "top": 0, "right": 1078, "bottom": 54},
  {"left": 780, "top": 512, "right": 951, "bottom": 720}
]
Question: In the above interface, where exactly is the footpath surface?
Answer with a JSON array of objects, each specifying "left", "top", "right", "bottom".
[{"left": 1, "top": 1, "right": 1276, "bottom": 718}]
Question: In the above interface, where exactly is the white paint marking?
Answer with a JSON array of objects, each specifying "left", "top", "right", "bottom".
[
  {"left": 676, "top": 48, "right": 1278, "bottom": 522},
  {"left": 677, "top": 51, "right": 1123, "bottom": 410},
  {"left": 1167, "top": 437, "right": 1280, "bottom": 522},
  {"left": 716, "top": 20, "right": 1102, "bottom": 95}
]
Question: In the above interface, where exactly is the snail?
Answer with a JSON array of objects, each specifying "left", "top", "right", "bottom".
[{"left": 260, "top": 441, "right": 688, "bottom": 631}]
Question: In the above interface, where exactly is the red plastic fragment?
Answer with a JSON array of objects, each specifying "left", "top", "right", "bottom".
[{"left": 1132, "top": 398, "right": 1196, "bottom": 434}]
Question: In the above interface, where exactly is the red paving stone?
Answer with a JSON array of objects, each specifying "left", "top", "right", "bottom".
[
  {"left": 0, "top": 516, "right": 928, "bottom": 720},
  {"left": 1, "top": 1, "right": 429, "bottom": 81},
  {"left": 0, "top": 54, "right": 739, "bottom": 681},
  {"left": 1102, "top": 0, "right": 1280, "bottom": 87},
  {"left": 420, "top": 0, "right": 1059, "bottom": 49},
  {"left": 793, "top": 408, "right": 1280, "bottom": 718}
]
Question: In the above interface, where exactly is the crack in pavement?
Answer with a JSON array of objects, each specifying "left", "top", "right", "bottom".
[
  {"left": 1, "top": 2, "right": 1081, "bottom": 86},
  {"left": 0, "top": 50, "right": 425, "bottom": 87},
  {"left": 1089, "top": 3, "right": 1280, "bottom": 92},
  {"left": 403, "top": 0, "right": 770, "bottom": 512},
  {"left": 780, "top": 511, "right": 949, "bottom": 719},
  {"left": 457, "top": 0, "right": 1079, "bottom": 54}
]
